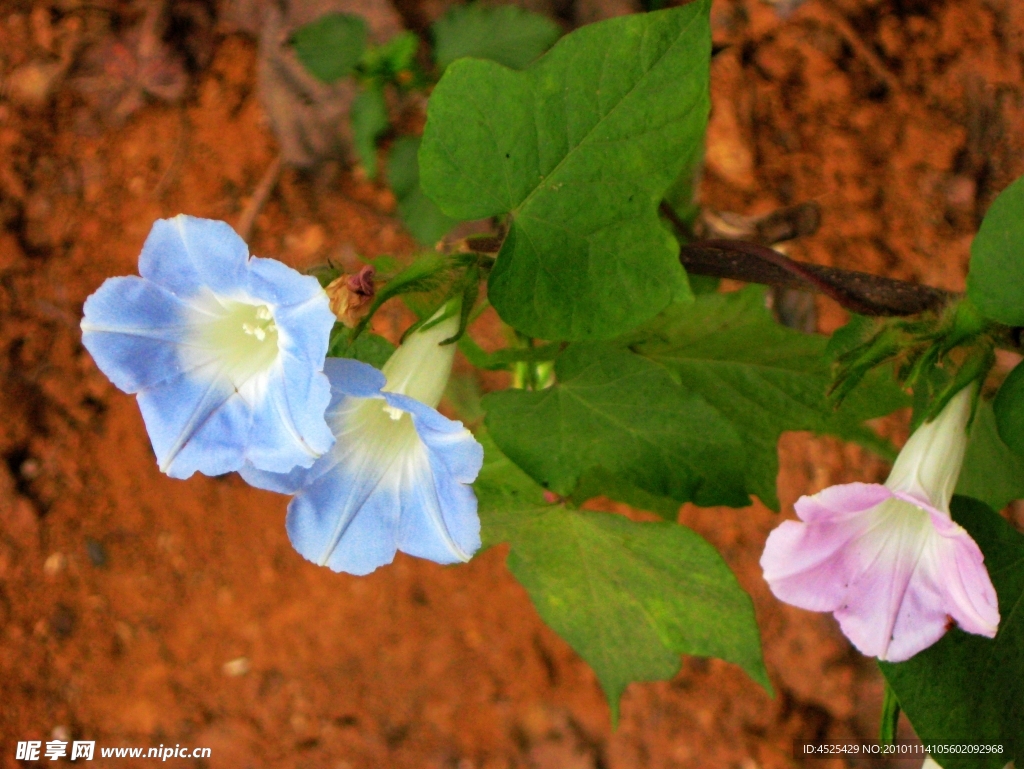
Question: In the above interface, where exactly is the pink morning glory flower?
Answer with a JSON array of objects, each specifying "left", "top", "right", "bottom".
[{"left": 761, "top": 386, "right": 999, "bottom": 662}]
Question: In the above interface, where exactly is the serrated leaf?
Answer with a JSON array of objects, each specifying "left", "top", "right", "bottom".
[
  {"left": 967, "top": 174, "right": 1024, "bottom": 326},
  {"left": 629, "top": 287, "right": 908, "bottom": 509},
  {"left": 292, "top": 13, "right": 367, "bottom": 84},
  {"left": 956, "top": 399, "right": 1024, "bottom": 512},
  {"left": 351, "top": 85, "right": 389, "bottom": 178},
  {"left": 475, "top": 434, "right": 770, "bottom": 721},
  {"left": 387, "top": 137, "right": 458, "bottom": 246},
  {"left": 421, "top": 3, "right": 711, "bottom": 340},
  {"left": 994, "top": 361, "right": 1024, "bottom": 458},
  {"left": 431, "top": 3, "right": 561, "bottom": 72},
  {"left": 483, "top": 343, "right": 749, "bottom": 508},
  {"left": 879, "top": 496, "right": 1024, "bottom": 769}
]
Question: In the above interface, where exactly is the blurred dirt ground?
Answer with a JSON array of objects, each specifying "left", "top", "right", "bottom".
[{"left": 1, "top": 0, "right": 1022, "bottom": 767}]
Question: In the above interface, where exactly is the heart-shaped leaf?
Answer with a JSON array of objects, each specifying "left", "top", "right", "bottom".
[{"left": 420, "top": 3, "right": 711, "bottom": 340}]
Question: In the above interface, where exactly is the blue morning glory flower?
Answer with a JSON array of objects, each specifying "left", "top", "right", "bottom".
[
  {"left": 240, "top": 307, "right": 483, "bottom": 575},
  {"left": 81, "top": 215, "right": 336, "bottom": 479}
]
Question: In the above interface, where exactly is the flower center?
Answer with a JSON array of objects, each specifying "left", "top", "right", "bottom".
[
  {"left": 383, "top": 403, "right": 405, "bottom": 421},
  {"left": 198, "top": 301, "right": 280, "bottom": 389},
  {"left": 241, "top": 304, "right": 276, "bottom": 341}
]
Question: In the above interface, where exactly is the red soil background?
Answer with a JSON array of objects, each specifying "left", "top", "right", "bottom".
[{"left": 1, "top": 0, "right": 1022, "bottom": 767}]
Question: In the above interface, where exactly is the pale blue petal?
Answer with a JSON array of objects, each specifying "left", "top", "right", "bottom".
[
  {"left": 245, "top": 359, "right": 334, "bottom": 472},
  {"left": 138, "top": 216, "right": 249, "bottom": 299},
  {"left": 84, "top": 216, "right": 341, "bottom": 480},
  {"left": 386, "top": 393, "right": 485, "bottom": 483},
  {"left": 137, "top": 368, "right": 251, "bottom": 479},
  {"left": 323, "top": 356, "right": 388, "bottom": 398},
  {"left": 394, "top": 449, "right": 481, "bottom": 565},
  {"left": 239, "top": 461, "right": 314, "bottom": 495},
  {"left": 385, "top": 393, "right": 483, "bottom": 563},
  {"left": 274, "top": 297, "right": 336, "bottom": 369},
  {"left": 285, "top": 440, "right": 401, "bottom": 576},
  {"left": 81, "top": 276, "right": 211, "bottom": 393},
  {"left": 247, "top": 256, "right": 328, "bottom": 307},
  {"left": 237, "top": 359, "right": 385, "bottom": 493},
  {"left": 246, "top": 357, "right": 482, "bottom": 575}
]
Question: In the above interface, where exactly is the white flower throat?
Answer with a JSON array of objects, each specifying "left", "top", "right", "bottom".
[
  {"left": 242, "top": 305, "right": 276, "bottom": 341},
  {"left": 197, "top": 300, "right": 281, "bottom": 389}
]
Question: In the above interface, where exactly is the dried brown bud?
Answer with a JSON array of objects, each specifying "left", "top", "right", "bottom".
[{"left": 325, "top": 265, "right": 375, "bottom": 328}]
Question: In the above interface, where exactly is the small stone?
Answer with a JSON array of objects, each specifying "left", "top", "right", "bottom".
[
  {"left": 43, "top": 552, "right": 65, "bottom": 576},
  {"left": 223, "top": 657, "right": 250, "bottom": 677}
]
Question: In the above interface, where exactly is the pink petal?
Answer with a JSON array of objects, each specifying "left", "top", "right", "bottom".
[
  {"left": 880, "top": 510, "right": 999, "bottom": 661},
  {"left": 831, "top": 500, "right": 937, "bottom": 659},
  {"left": 762, "top": 483, "right": 1000, "bottom": 662},
  {"left": 761, "top": 484, "right": 893, "bottom": 614},
  {"left": 794, "top": 482, "right": 893, "bottom": 522}
]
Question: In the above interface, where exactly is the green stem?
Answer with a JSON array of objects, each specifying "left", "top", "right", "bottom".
[{"left": 879, "top": 679, "right": 901, "bottom": 745}]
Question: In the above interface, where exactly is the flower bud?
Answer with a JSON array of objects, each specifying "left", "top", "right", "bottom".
[
  {"left": 382, "top": 300, "right": 460, "bottom": 409},
  {"left": 325, "top": 265, "right": 375, "bottom": 328}
]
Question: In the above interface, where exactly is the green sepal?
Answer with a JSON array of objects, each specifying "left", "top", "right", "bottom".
[{"left": 350, "top": 253, "right": 451, "bottom": 341}]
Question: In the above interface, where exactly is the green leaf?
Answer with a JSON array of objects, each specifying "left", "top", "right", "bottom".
[
  {"left": 994, "top": 361, "right": 1024, "bottom": 458},
  {"left": 292, "top": 13, "right": 367, "bottom": 83},
  {"left": 456, "top": 335, "right": 560, "bottom": 371},
  {"left": 483, "top": 343, "right": 749, "bottom": 508},
  {"left": 361, "top": 30, "right": 419, "bottom": 82},
  {"left": 824, "top": 313, "right": 876, "bottom": 360},
  {"left": 327, "top": 324, "right": 395, "bottom": 368},
  {"left": 351, "top": 85, "right": 389, "bottom": 178},
  {"left": 476, "top": 434, "right": 770, "bottom": 720},
  {"left": 443, "top": 371, "right": 485, "bottom": 426},
  {"left": 957, "top": 399, "right": 1024, "bottom": 512},
  {"left": 967, "top": 174, "right": 1024, "bottom": 325},
  {"left": 431, "top": 3, "right": 561, "bottom": 72},
  {"left": 569, "top": 467, "right": 682, "bottom": 520},
  {"left": 629, "top": 287, "right": 908, "bottom": 509},
  {"left": 386, "top": 137, "right": 458, "bottom": 246},
  {"left": 421, "top": 4, "right": 712, "bottom": 340},
  {"left": 879, "top": 496, "right": 1024, "bottom": 768}
]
